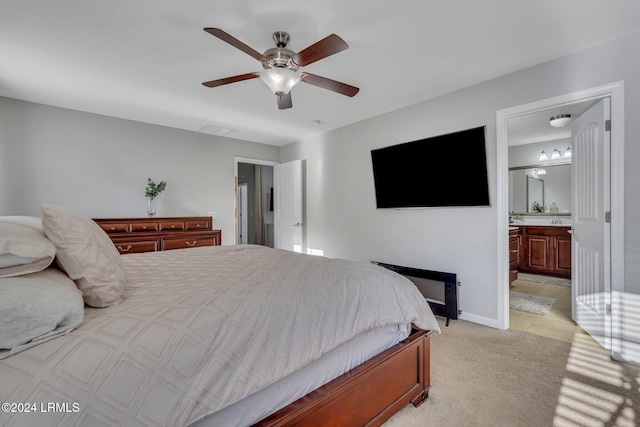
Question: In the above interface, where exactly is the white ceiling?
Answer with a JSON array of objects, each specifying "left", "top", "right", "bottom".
[
  {"left": 507, "top": 98, "right": 600, "bottom": 146},
  {"left": 2, "top": 0, "right": 640, "bottom": 147}
]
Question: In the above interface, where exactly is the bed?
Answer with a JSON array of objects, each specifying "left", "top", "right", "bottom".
[{"left": 0, "top": 206, "right": 440, "bottom": 426}]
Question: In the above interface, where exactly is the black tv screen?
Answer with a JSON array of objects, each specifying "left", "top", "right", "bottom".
[{"left": 371, "top": 126, "right": 490, "bottom": 208}]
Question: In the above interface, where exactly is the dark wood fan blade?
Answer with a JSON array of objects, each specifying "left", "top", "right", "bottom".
[
  {"left": 277, "top": 92, "right": 293, "bottom": 109},
  {"left": 301, "top": 73, "right": 359, "bottom": 97},
  {"left": 204, "top": 28, "right": 269, "bottom": 62},
  {"left": 292, "top": 34, "right": 349, "bottom": 67},
  {"left": 202, "top": 72, "right": 259, "bottom": 88}
]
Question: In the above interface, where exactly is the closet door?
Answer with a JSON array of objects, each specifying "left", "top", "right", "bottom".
[{"left": 274, "top": 159, "right": 303, "bottom": 253}]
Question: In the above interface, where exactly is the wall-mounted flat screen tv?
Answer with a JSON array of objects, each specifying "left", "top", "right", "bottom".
[{"left": 371, "top": 126, "right": 490, "bottom": 208}]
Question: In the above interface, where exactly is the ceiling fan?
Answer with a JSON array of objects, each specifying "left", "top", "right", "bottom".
[{"left": 202, "top": 28, "right": 360, "bottom": 109}]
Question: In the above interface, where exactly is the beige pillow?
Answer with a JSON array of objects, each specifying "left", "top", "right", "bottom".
[
  {"left": 0, "top": 267, "right": 84, "bottom": 359},
  {"left": 0, "top": 216, "right": 45, "bottom": 234},
  {"left": 0, "top": 221, "right": 56, "bottom": 278},
  {"left": 41, "top": 204, "right": 126, "bottom": 307}
]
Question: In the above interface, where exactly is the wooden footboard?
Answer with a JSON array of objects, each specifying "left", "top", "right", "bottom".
[{"left": 254, "top": 328, "right": 432, "bottom": 427}]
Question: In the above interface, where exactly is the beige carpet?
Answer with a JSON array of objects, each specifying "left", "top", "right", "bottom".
[{"left": 383, "top": 318, "right": 640, "bottom": 427}]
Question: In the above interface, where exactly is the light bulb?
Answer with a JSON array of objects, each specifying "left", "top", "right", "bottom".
[{"left": 259, "top": 68, "right": 301, "bottom": 95}]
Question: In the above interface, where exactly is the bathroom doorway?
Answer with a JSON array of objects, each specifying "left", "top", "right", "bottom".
[
  {"left": 234, "top": 158, "right": 278, "bottom": 248},
  {"left": 497, "top": 82, "right": 625, "bottom": 358}
]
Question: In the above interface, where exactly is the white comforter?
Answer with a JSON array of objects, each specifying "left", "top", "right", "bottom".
[{"left": 0, "top": 245, "right": 439, "bottom": 426}]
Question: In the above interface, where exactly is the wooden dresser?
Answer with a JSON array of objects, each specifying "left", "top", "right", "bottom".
[{"left": 93, "top": 216, "right": 221, "bottom": 255}]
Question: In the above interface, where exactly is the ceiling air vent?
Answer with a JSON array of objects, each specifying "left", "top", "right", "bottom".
[{"left": 198, "top": 124, "right": 232, "bottom": 136}]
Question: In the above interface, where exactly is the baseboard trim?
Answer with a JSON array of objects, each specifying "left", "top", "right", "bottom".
[{"left": 458, "top": 312, "right": 500, "bottom": 329}]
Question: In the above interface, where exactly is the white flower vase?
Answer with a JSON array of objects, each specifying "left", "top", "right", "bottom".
[{"left": 147, "top": 197, "right": 157, "bottom": 217}]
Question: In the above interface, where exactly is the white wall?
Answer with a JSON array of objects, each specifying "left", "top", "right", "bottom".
[
  {"left": 508, "top": 138, "right": 571, "bottom": 168},
  {"left": 280, "top": 28, "right": 640, "bottom": 349},
  {"left": 0, "top": 97, "right": 280, "bottom": 245},
  {"left": 509, "top": 140, "right": 572, "bottom": 214}
]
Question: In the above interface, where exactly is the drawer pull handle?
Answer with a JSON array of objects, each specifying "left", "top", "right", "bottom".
[
  {"left": 110, "top": 226, "right": 116, "bottom": 230},
  {"left": 143, "top": 226, "right": 147, "bottom": 229},
  {"left": 117, "top": 245, "right": 132, "bottom": 252},
  {"left": 171, "top": 225, "right": 175, "bottom": 228},
  {"left": 186, "top": 241, "right": 197, "bottom": 247}
]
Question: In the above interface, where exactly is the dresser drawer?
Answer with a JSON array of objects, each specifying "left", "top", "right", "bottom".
[
  {"left": 99, "top": 223, "right": 128, "bottom": 233},
  {"left": 186, "top": 220, "right": 211, "bottom": 230},
  {"left": 161, "top": 236, "right": 215, "bottom": 251},
  {"left": 114, "top": 240, "right": 158, "bottom": 254},
  {"left": 130, "top": 222, "right": 158, "bottom": 232},
  {"left": 159, "top": 221, "right": 185, "bottom": 231}
]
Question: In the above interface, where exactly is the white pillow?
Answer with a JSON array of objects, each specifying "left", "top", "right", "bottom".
[
  {"left": 0, "top": 267, "right": 84, "bottom": 359},
  {"left": 0, "top": 221, "right": 56, "bottom": 278},
  {"left": 0, "top": 216, "right": 45, "bottom": 234},
  {"left": 41, "top": 204, "right": 126, "bottom": 308}
]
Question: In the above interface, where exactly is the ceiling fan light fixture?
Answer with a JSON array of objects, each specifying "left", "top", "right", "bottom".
[
  {"left": 550, "top": 114, "right": 572, "bottom": 128},
  {"left": 259, "top": 68, "right": 301, "bottom": 96}
]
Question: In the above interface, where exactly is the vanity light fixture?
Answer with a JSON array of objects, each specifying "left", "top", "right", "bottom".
[
  {"left": 539, "top": 150, "right": 548, "bottom": 161},
  {"left": 563, "top": 146, "right": 572, "bottom": 158},
  {"left": 550, "top": 114, "right": 572, "bottom": 128},
  {"left": 551, "top": 148, "right": 562, "bottom": 159},
  {"left": 533, "top": 168, "right": 547, "bottom": 175}
]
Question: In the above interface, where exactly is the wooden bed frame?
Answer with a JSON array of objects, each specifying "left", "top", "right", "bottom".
[{"left": 254, "top": 328, "right": 433, "bottom": 426}]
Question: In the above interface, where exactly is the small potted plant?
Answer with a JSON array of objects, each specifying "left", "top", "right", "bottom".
[
  {"left": 145, "top": 178, "right": 166, "bottom": 216},
  {"left": 531, "top": 201, "right": 544, "bottom": 213}
]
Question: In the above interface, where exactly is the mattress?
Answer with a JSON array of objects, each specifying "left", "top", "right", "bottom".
[
  {"left": 193, "top": 324, "right": 410, "bottom": 426},
  {"left": 1, "top": 244, "right": 439, "bottom": 426}
]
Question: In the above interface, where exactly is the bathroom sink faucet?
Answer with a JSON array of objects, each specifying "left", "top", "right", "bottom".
[{"left": 551, "top": 216, "right": 562, "bottom": 225}]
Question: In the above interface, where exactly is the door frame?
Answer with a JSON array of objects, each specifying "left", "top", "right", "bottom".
[
  {"left": 238, "top": 182, "right": 249, "bottom": 244},
  {"left": 234, "top": 157, "right": 279, "bottom": 244},
  {"left": 496, "top": 82, "right": 625, "bottom": 355}
]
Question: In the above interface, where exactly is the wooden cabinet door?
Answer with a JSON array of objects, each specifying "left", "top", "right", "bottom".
[
  {"left": 553, "top": 236, "right": 572, "bottom": 276},
  {"left": 526, "top": 235, "right": 551, "bottom": 272}
]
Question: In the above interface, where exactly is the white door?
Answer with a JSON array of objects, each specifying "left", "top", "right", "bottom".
[
  {"left": 274, "top": 159, "right": 303, "bottom": 252},
  {"left": 571, "top": 98, "right": 611, "bottom": 348}
]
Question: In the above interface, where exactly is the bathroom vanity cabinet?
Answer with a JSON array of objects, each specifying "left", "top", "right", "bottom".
[{"left": 516, "top": 225, "right": 571, "bottom": 279}]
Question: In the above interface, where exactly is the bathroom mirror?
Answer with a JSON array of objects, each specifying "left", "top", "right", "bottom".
[
  {"left": 509, "top": 163, "right": 571, "bottom": 215},
  {"left": 527, "top": 176, "right": 544, "bottom": 213}
]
